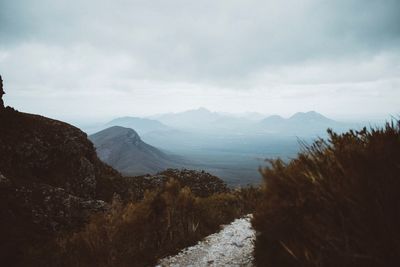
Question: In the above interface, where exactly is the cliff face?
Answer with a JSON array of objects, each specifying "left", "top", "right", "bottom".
[
  {"left": 0, "top": 109, "right": 121, "bottom": 199},
  {"left": 0, "top": 109, "right": 122, "bottom": 265}
]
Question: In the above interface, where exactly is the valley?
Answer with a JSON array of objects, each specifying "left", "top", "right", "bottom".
[{"left": 83, "top": 108, "right": 359, "bottom": 186}]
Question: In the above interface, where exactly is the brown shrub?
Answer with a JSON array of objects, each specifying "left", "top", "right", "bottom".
[
  {"left": 39, "top": 178, "right": 247, "bottom": 267},
  {"left": 252, "top": 122, "right": 400, "bottom": 267}
]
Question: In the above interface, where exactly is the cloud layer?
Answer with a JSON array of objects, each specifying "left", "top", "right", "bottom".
[{"left": 0, "top": 0, "right": 399, "bottom": 122}]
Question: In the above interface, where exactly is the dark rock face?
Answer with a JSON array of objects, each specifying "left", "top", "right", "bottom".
[
  {"left": 0, "top": 75, "right": 4, "bottom": 109},
  {"left": 0, "top": 109, "right": 120, "bottom": 199},
  {"left": 0, "top": 109, "right": 121, "bottom": 265}
]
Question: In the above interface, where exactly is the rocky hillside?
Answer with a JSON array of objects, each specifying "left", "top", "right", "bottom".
[
  {"left": 89, "top": 126, "right": 186, "bottom": 176},
  {"left": 0, "top": 74, "right": 244, "bottom": 265},
  {"left": 0, "top": 108, "right": 123, "bottom": 265},
  {"left": 0, "top": 108, "right": 234, "bottom": 265}
]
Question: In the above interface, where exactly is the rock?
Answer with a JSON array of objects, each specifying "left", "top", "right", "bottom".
[
  {"left": 0, "top": 74, "right": 4, "bottom": 109},
  {"left": 0, "top": 109, "right": 121, "bottom": 200},
  {"left": 0, "top": 109, "right": 122, "bottom": 265},
  {"left": 122, "top": 169, "right": 229, "bottom": 201}
]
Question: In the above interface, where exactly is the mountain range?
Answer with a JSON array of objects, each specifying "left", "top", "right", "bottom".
[
  {"left": 257, "top": 111, "right": 346, "bottom": 135},
  {"left": 85, "top": 109, "right": 355, "bottom": 185},
  {"left": 84, "top": 108, "right": 351, "bottom": 137},
  {"left": 152, "top": 108, "right": 350, "bottom": 136}
]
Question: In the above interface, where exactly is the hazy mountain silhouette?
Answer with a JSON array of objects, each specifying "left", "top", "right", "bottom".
[
  {"left": 259, "top": 111, "right": 348, "bottom": 136},
  {"left": 155, "top": 107, "right": 254, "bottom": 133},
  {"left": 154, "top": 108, "right": 349, "bottom": 136},
  {"left": 260, "top": 115, "right": 286, "bottom": 127},
  {"left": 289, "top": 111, "right": 334, "bottom": 123},
  {"left": 155, "top": 107, "right": 221, "bottom": 129},
  {"left": 105, "top": 116, "right": 172, "bottom": 135},
  {"left": 84, "top": 110, "right": 355, "bottom": 185},
  {"left": 89, "top": 126, "right": 186, "bottom": 176}
]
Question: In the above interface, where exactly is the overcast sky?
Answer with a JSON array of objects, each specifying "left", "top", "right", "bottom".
[{"left": 0, "top": 0, "right": 399, "bottom": 123}]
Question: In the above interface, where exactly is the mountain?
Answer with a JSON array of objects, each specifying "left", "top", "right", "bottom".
[
  {"left": 105, "top": 116, "right": 171, "bottom": 135},
  {"left": 288, "top": 111, "right": 335, "bottom": 124},
  {"left": 155, "top": 107, "right": 254, "bottom": 133},
  {"left": 89, "top": 126, "right": 186, "bottom": 176},
  {"left": 155, "top": 107, "right": 222, "bottom": 130},
  {"left": 260, "top": 115, "right": 286, "bottom": 127},
  {"left": 259, "top": 111, "right": 348, "bottom": 136}
]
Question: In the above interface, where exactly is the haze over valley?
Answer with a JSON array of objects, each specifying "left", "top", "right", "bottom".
[{"left": 85, "top": 108, "right": 366, "bottom": 185}]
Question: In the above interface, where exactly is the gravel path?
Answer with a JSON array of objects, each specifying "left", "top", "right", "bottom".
[{"left": 157, "top": 215, "right": 255, "bottom": 267}]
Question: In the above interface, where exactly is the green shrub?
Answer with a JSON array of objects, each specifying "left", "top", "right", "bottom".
[{"left": 252, "top": 122, "right": 400, "bottom": 267}]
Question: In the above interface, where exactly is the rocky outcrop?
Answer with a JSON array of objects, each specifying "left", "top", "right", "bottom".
[
  {"left": 0, "top": 75, "right": 4, "bottom": 109},
  {"left": 124, "top": 168, "right": 229, "bottom": 201},
  {"left": 159, "top": 169, "right": 229, "bottom": 197},
  {"left": 0, "top": 109, "right": 121, "bottom": 199},
  {"left": 0, "top": 109, "right": 122, "bottom": 265}
]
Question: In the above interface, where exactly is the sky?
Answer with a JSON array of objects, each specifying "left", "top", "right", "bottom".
[{"left": 0, "top": 0, "right": 399, "bottom": 124}]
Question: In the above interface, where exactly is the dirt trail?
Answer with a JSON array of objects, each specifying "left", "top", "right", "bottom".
[{"left": 157, "top": 215, "right": 255, "bottom": 267}]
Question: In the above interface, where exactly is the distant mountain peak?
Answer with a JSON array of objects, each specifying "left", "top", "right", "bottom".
[
  {"left": 104, "top": 116, "right": 171, "bottom": 135},
  {"left": 197, "top": 107, "right": 209, "bottom": 112},
  {"left": 188, "top": 107, "right": 213, "bottom": 114},
  {"left": 106, "top": 125, "right": 139, "bottom": 136},
  {"left": 267, "top": 114, "right": 285, "bottom": 120},
  {"left": 260, "top": 114, "right": 285, "bottom": 124},
  {"left": 109, "top": 116, "right": 157, "bottom": 123},
  {"left": 289, "top": 111, "right": 332, "bottom": 121},
  {"left": 93, "top": 126, "right": 142, "bottom": 146}
]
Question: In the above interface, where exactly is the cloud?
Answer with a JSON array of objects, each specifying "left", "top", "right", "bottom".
[{"left": 0, "top": 0, "right": 399, "bottom": 121}]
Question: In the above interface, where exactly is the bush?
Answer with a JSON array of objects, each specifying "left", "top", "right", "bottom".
[
  {"left": 41, "top": 179, "right": 247, "bottom": 267},
  {"left": 252, "top": 122, "right": 400, "bottom": 267}
]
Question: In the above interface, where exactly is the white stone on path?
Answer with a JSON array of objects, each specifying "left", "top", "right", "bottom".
[{"left": 157, "top": 215, "right": 255, "bottom": 267}]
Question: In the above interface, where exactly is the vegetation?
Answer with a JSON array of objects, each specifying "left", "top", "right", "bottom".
[
  {"left": 7, "top": 104, "right": 400, "bottom": 266},
  {"left": 252, "top": 121, "right": 400, "bottom": 267},
  {"left": 118, "top": 168, "right": 230, "bottom": 202},
  {"left": 29, "top": 179, "right": 260, "bottom": 267}
]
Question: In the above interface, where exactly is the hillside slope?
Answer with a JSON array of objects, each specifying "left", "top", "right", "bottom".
[
  {"left": 0, "top": 108, "right": 123, "bottom": 265},
  {"left": 89, "top": 126, "right": 186, "bottom": 176}
]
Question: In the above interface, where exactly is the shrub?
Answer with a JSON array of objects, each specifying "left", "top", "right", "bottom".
[
  {"left": 42, "top": 179, "right": 247, "bottom": 267},
  {"left": 252, "top": 122, "right": 400, "bottom": 267}
]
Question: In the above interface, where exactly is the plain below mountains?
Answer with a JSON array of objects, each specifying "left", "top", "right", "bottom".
[{"left": 89, "top": 126, "right": 187, "bottom": 176}]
